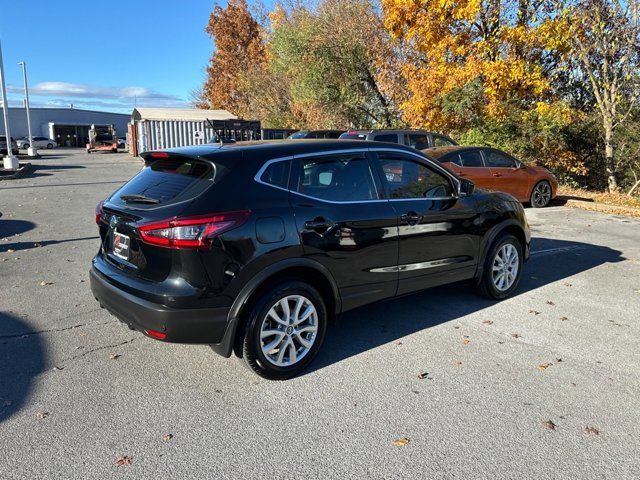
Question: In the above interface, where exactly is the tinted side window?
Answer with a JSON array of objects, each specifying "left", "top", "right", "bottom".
[
  {"left": 458, "top": 151, "right": 484, "bottom": 167},
  {"left": 373, "top": 134, "right": 399, "bottom": 144},
  {"left": 405, "top": 134, "right": 430, "bottom": 150},
  {"left": 484, "top": 150, "right": 516, "bottom": 168},
  {"left": 260, "top": 160, "right": 290, "bottom": 189},
  {"left": 433, "top": 135, "right": 455, "bottom": 147},
  {"left": 377, "top": 157, "right": 454, "bottom": 199},
  {"left": 296, "top": 156, "right": 377, "bottom": 202}
]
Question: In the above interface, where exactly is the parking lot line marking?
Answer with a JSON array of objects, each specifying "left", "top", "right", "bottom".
[{"left": 530, "top": 245, "right": 587, "bottom": 257}]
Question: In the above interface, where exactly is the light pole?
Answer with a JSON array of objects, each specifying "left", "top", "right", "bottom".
[
  {"left": 0, "top": 40, "right": 18, "bottom": 170},
  {"left": 18, "top": 61, "right": 36, "bottom": 158}
]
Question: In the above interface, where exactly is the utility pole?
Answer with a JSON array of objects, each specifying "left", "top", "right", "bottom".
[
  {"left": 18, "top": 61, "right": 36, "bottom": 158},
  {"left": 0, "top": 40, "right": 19, "bottom": 170}
]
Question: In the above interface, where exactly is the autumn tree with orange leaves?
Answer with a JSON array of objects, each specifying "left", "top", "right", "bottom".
[{"left": 200, "top": 0, "right": 265, "bottom": 117}]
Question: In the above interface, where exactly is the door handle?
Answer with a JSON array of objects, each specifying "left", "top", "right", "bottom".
[
  {"left": 492, "top": 173, "right": 502, "bottom": 177},
  {"left": 400, "top": 211, "right": 423, "bottom": 226},
  {"left": 304, "top": 217, "right": 335, "bottom": 233}
]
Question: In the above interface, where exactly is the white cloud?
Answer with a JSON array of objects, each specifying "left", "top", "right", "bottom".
[{"left": 4, "top": 81, "right": 189, "bottom": 113}]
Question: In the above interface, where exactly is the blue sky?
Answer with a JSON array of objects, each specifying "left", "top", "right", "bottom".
[{"left": 0, "top": 0, "right": 253, "bottom": 113}]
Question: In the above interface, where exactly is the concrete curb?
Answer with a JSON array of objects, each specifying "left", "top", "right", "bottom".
[{"left": 0, "top": 162, "right": 34, "bottom": 181}]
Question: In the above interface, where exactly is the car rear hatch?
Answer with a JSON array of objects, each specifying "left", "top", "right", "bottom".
[{"left": 96, "top": 151, "right": 227, "bottom": 284}]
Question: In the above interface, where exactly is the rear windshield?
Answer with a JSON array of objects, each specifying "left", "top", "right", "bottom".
[
  {"left": 111, "top": 156, "right": 222, "bottom": 208},
  {"left": 338, "top": 133, "right": 367, "bottom": 140}
]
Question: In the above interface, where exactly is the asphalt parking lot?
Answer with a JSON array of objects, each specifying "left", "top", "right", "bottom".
[{"left": 1, "top": 150, "right": 639, "bottom": 479}]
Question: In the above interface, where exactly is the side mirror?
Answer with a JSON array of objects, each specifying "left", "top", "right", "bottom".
[{"left": 459, "top": 178, "right": 475, "bottom": 196}]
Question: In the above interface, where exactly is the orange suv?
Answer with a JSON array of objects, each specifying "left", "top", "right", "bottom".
[{"left": 425, "top": 146, "right": 558, "bottom": 207}]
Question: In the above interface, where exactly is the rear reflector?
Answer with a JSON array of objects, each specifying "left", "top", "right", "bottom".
[
  {"left": 145, "top": 329, "right": 167, "bottom": 340},
  {"left": 95, "top": 200, "right": 104, "bottom": 225},
  {"left": 149, "top": 152, "right": 170, "bottom": 158},
  {"left": 138, "top": 210, "right": 250, "bottom": 249}
]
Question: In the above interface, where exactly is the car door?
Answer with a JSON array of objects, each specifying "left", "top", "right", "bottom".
[
  {"left": 482, "top": 149, "right": 530, "bottom": 201},
  {"left": 446, "top": 149, "right": 494, "bottom": 190},
  {"left": 371, "top": 149, "right": 480, "bottom": 295},
  {"left": 289, "top": 150, "right": 399, "bottom": 311}
]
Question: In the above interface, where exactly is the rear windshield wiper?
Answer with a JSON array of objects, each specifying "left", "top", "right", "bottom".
[{"left": 120, "top": 194, "right": 160, "bottom": 204}]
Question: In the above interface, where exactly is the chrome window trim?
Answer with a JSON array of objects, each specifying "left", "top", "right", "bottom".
[
  {"left": 254, "top": 146, "right": 463, "bottom": 203},
  {"left": 254, "top": 148, "right": 388, "bottom": 204},
  {"left": 253, "top": 155, "right": 294, "bottom": 193}
]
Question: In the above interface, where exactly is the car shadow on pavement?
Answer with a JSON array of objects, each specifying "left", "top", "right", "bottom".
[
  {"left": 0, "top": 312, "right": 47, "bottom": 423},
  {"left": 30, "top": 164, "right": 86, "bottom": 171},
  {"left": 0, "top": 219, "right": 36, "bottom": 239},
  {"left": 306, "top": 237, "right": 625, "bottom": 375},
  {"left": 0, "top": 236, "right": 99, "bottom": 253}
]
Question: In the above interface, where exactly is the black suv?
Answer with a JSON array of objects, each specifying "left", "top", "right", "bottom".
[
  {"left": 90, "top": 140, "right": 530, "bottom": 379},
  {"left": 339, "top": 129, "right": 457, "bottom": 149}
]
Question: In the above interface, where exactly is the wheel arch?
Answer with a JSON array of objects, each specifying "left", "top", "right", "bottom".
[
  {"left": 211, "top": 258, "right": 341, "bottom": 358},
  {"left": 474, "top": 219, "right": 529, "bottom": 283}
]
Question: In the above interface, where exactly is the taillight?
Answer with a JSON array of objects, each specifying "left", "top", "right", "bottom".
[
  {"left": 149, "top": 152, "right": 169, "bottom": 158},
  {"left": 95, "top": 201, "right": 104, "bottom": 225},
  {"left": 138, "top": 210, "right": 250, "bottom": 249}
]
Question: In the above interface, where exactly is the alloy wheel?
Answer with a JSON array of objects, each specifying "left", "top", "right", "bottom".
[
  {"left": 532, "top": 182, "right": 551, "bottom": 207},
  {"left": 492, "top": 243, "right": 519, "bottom": 291},
  {"left": 259, "top": 295, "right": 318, "bottom": 367}
]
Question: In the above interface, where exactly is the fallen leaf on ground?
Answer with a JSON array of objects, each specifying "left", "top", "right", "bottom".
[
  {"left": 392, "top": 437, "right": 410, "bottom": 446},
  {"left": 482, "top": 320, "right": 493, "bottom": 325},
  {"left": 39, "top": 281, "right": 54, "bottom": 286},
  {"left": 556, "top": 358, "right": 563, "bottom": 363},
  {"left": 52, "top": 366, "right": 64, "bottom": 371},
  {"left": 511, "top": 333, "right": 522, "bottom": 339},
  {"left": 417, "top": 372, "right": 429, "bottom": 379},
  {"left": 546, "top": 300, "right": 555, "bottom": 305},
  {"left": 455, "top": 361, "right": 462, "bottom": 367},
  {"left": 543, "top": 420, "right": 557, "bottom": 430},
  {"left": 538, "top": 363, "right": 552, "bottom": 371},
  {"left": 36, "top": 411, "right": 49, "bottom": 419},
  {"left": 115, "top": 456, "right": 132, "bottom": 467},
  {"left": 564, "top": 282, "right": 572, "bottom": 287},
  {"left": 560, "top": 316, "right": 568, "bottom": 321},
  {"left": 109, "top": 353, "right": 121, "bottom": 360},
  {"left": 583, "top": 426, "right": 600, "bottom": 435},
  {"left": 462, "top": 339, "right": 470, "bottom": 345},
  {"left": 395, "top": 341, "right": 402, "bottom": 346},
  {"left": 162, "top": 434, "right": 173, "bottom": 442},
  {"left": 529, "top": 310, "right": 541, "bottom": 315}
]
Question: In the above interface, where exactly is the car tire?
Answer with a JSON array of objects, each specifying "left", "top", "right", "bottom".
[
  {"left": 530, "top": 180, "right": 552, "bottom": 208},
  {"left": 477, "top": 234, "right": 523, "bottom": 300},
  {"left": 46, "top": 143, "right": 53, "bottom": 149},
  {"left": 242, "top": 280, "right": 327, "bottom": 380}
]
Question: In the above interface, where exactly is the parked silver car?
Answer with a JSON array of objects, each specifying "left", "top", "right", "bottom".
[
  {"left": 17, "top": 136, "right": 57, "bottom": 150},
  {"left": 0, "top": 136, "right": 19, "bottom": 155}
]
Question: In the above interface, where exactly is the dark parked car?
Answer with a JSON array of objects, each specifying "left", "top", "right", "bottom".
[
  {"left": 288, "top": 130, "right": 345, "bottom": 139},
  {"left": 339, "top": 129, "right": 457, "bottom": 150},
  {"left": 91, "top": 140, "right": 530, "bottom": 379}
]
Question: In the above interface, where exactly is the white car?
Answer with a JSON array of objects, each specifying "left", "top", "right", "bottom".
[{"left": 17, "top": 136, "right": 57, "bottom": 150}]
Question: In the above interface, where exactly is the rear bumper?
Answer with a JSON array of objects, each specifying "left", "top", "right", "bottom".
[{"left": 90, "top": 266, "right": 230, "bottom": 344}]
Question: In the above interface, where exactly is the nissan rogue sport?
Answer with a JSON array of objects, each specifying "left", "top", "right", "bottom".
[{"left": 90, "top": 140, "right": 530, "bottom": 379}]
